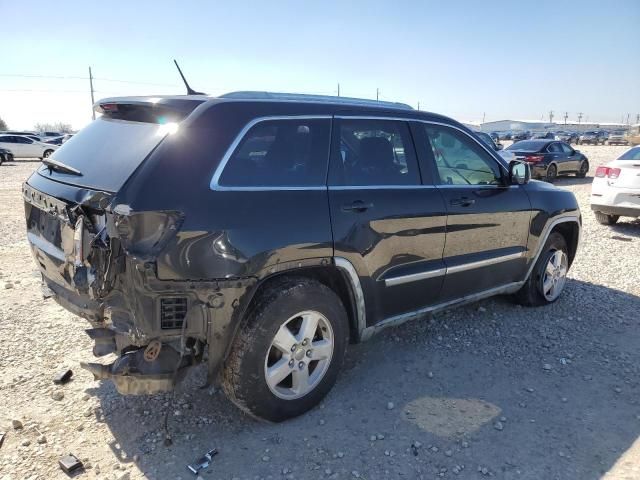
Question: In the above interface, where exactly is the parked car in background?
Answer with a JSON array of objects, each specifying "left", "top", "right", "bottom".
[
  {"left": 0, "top": 147, "right": 13, "bottom": 165},
  {"left": 499, "top": 131, "right": 513, "bottom": 140},
  {"left": 38, "top": 131, "right": 63, "bottom": 138},
  {"left": 531, "top": 131, "right": 555, "bottom": 140},
  {"left": 506, "top": 139, "right": 589, "bottom": 181},
  {"left": 62, "top": 133, "right": 75, "bottom": 143},
  {"left": 590, "top": 146, "right": 640, "bottom": 224},
  {"left": 0, "top": 135, "right": 58, "bottom": 158},
  {"left": 512, "top": 131, "right": 530, "bottom": 142},
  {"left": 44, "top": 136, "right": 65, "bottom": 145},
  {"left": 578, "top": 131, "right": 606, "bottom": 145},
  {"left": 475, "top": 131, "right": 515, "bottom": 162},
  {"left": 0, "top": 130, "right": 39, "bottom": 136},
  {"left": 22, "top": 91, "right": 581, "bottom": 422},
  {"left": 555, "top": 131, "right": 579, "bottom": 144},
  {"left": 607, "top": 130, "right": 629, "bottom": 146}
]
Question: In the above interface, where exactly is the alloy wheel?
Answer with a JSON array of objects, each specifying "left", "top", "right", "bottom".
[
  {"left": 264, "top": 310, "right": 334, "bottom": 400},
  {"left": 541, "top": 250, "right": 568, "bottom": 301}
]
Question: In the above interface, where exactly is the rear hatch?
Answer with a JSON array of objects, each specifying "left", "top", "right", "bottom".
[{"left": 24, "top": 97, "right": 205, "bottom": 319}]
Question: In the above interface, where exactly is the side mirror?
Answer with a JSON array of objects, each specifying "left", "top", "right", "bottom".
[{"left": 509, "top": 160, "right": 530, "bottom": 185}]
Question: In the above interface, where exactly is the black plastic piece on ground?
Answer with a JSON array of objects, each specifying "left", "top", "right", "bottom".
[
  {"left": 58, "top": 454, "right": 83, "bottom": 474},
  {"left": 0, "top": 432, "right": 5, "bottom": 449},
  {"left": 187, "top": 448, "right": 218, "bottom": 475},
  {"left": 53, "top": 369, "right": 73, "bottom": 384}
]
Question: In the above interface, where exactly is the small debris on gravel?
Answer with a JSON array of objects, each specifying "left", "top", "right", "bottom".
[
  {"left": 386, "top": 401, "right": 395, "bottom": 410},
  {"left": 494, "top": 421, "right": 504, "bottom": 431},
  {"left": 11, "top": 420, "right": 23, "bottom": 430},
  {"left": 51, "top": 391, "right": 65, "bottom": 401},
  {"left": 37, "top": 434, "right": 47, "bottom": 444}
]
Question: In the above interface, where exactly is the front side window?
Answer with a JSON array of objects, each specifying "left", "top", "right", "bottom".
[
  {"left": 332, "top": 119, "right": 419, "bottom": 186},
  {"left": 219, "top": 118, "right": 330, "bottom": 187},
  {"left": 423, "top": 125, "right": 502, "bottom": 186},
  {"left": 560, "top": 143, "right": 574, "bottom": 154}
]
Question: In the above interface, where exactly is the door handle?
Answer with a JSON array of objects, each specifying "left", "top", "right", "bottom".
[
  {"left": 450, "top": 197, "right": 475, "bottom": 207},
  {"left": 341, "top": 201, "right": 374, "bottom": 213}
]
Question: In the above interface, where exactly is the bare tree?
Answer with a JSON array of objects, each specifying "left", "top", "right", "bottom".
[
  {"left": 0, "top": 116, "right": 7, "bottom": 131},
  {"left": 33, "top": 122, "right": 73, "bottom": 133}
]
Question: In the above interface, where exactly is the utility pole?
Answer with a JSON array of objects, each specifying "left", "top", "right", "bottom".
[
  {"left": 376, "top": 88, "right": 379, "bottom": 101},
  {"left": 89, "top": 66, "right": 95, "bottom": 120},
  {"left": 337, "top": 83, "right": 340, "bottom": 97},
  {"left": 482, "top": 112, "right": 486, "bottom": 123},
  {"left": 626, "top": 113, "right": 630, "bottom": 125},
  {"left": 417, "top": 101, "right": 420, "bottom": 110},
  {"left": 563, "top": 112, "right": 568, "bottom": 125},
  {"left": 577, "top": 112, "right": 583, "bottom": 131},
  {"left": 548, "top": 110, "right": 554, "bottom": 124},
  {"left": 636, "top": 113, "right": 639, "bottom": 124}
]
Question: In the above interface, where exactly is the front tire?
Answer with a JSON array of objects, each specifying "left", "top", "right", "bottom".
[
  {"left": 545, "top": 164, "right": 558, "bottom": 182},
  {"left": 576, "top": 160, "right": 589, "bottom": 178},
  {"left": 594, "top": 211, "right": 619, "bottom": 225},
  {"left": 222, "top": 277, "right": 348, "bottom": 422},
  {"left": 516, "top": 232, "right": 569, "bottom": 306}
]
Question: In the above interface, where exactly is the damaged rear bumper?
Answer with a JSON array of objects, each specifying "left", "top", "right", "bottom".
[{"left": 24, "top": 180, "right": 256, "bottom": 394}]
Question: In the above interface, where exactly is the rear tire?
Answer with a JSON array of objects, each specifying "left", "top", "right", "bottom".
[
  {"left": 594, "top": 211, "right": 619, "bottom": 225},
  {"left": 222, "top": 277, "right": 348, "bottom": 422},
  {"left": 576, "top": 160, "right": 589, "bottom": 178},
  {"left": 516, "top": 232, "right": 569, "bottom": 307}
]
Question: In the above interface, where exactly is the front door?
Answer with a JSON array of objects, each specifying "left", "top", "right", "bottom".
[
  {"left": 328, "top": 117, "right": 447, "bottom": 324},
  {"left": 417, "top": 123, "right": 532, "bottom": 301}
]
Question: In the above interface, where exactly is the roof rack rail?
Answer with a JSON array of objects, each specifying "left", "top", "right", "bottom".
[{"left": 219, "top": 91, "right": 414, "bottom": 110}]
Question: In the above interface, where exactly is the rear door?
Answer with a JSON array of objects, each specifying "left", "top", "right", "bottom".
[
  {"left": 328, "top": 117, "right": 447, "bottom": 324},
  {"left": 417, "top": 123, "right": 532, "bottom": 301}
]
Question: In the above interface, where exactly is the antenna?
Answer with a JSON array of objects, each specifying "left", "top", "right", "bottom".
[{"left": 173, "top": 59, "right": 205, "bottom": 96}]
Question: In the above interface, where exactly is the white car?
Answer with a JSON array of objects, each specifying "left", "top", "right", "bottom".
[
  {"left": 0, "top": 134, "right": 58, "bottom": 159},
  {"left": 590, "top": 146, "right": 640, "bottom": 225}
]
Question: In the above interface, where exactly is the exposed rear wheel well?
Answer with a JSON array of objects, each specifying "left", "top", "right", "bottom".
[
  {"left": 246, "top": 266, "right": 359, "bottom": 343},
  {"left": 550, "top": 221, "right": 580, "bottom": 266}
]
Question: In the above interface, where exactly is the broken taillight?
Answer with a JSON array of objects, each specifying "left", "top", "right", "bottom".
[{"left": 111, "top": 207, "right": 184, "bottom": 257}]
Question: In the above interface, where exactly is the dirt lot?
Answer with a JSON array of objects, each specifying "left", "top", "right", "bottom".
[{"left": 1, "top": 145, "right": 639, "bottom": 480}]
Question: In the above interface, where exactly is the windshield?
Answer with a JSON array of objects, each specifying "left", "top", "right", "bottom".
[
  {"left": 618, "top": 147, "right": 640, "bottom": 160},
  {"left": 36, "top": 117, "right": 169, "bottom": 192},
  {"left": 506, "top": 141, "right": 544, "bottom": 152}
]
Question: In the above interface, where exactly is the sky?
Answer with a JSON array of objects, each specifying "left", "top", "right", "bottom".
[{"left": 1, "top": 0, "right": 639, "bottom": 130}]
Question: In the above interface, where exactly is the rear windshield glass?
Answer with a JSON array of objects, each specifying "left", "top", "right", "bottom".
[
  {"left": 37, "top": 117, "right": 167, "bottom": 192},
  {"left": 618, "top": 147, "right": 640, "bottom": 160},
  {"left": 506, "top": 141, "right": 543, "bottom": 152}
]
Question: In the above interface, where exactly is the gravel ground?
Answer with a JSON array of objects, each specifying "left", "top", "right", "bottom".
[{"left": 1, "top": 145, "right": 639, "bottom": 480}]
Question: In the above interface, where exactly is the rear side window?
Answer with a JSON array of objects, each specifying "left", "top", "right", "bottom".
[
  {"left": 219, "top": 118, "right": 330, "bottom": 188},
  {"left": 331, "top": 119, "right": 420, "bottom": 186},
  {"left": 547, "top": 143, "right": 562, "bottom": 153},
  {"left": 618, "top": 147, "right": 640, "bottom": 160},
  {"left": 423, "top": 125, "right": 502, "bottom": 186}
]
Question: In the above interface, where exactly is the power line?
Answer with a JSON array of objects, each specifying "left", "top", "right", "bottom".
[{"left": 0, "top": 72, "right": 180, "bottom": 88}]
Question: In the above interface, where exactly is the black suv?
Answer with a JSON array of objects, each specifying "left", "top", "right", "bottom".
[{"left": 23, "top": 92, "right": 581, "bottom": 421}]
